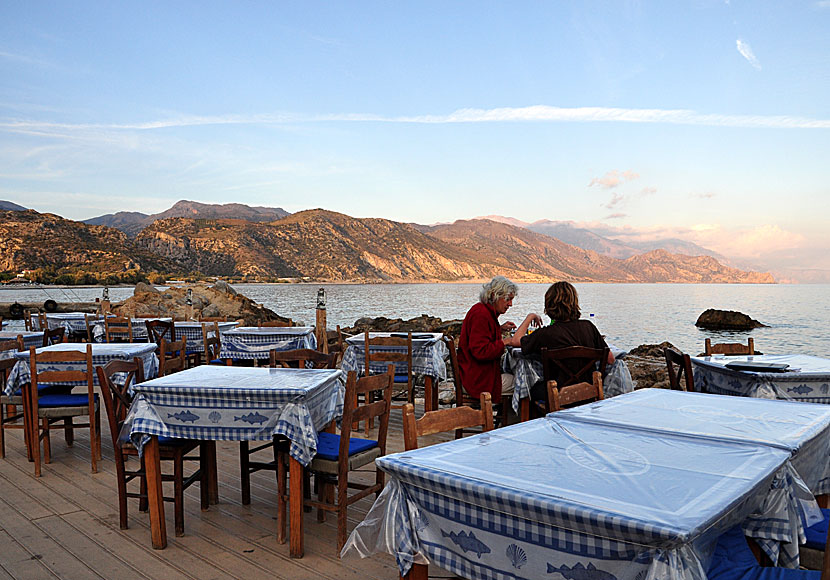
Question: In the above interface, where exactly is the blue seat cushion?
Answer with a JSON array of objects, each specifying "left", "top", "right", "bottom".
[
  {"left": 804, "top": 507, "right": 830, "bottom": 549},
  {"left": 37, "top": 393, "right": 98, "bottom": 408},
  {"left": 158, "top": 436, "right": 192, "bottom": 446},
  {"left": 209, "top": 359, "right": 225, "bottom": 365},
  {"left": 707, "top": 526, "right": 822, "bottom": 580},
  {"left": 315, "top": 431, "right": 377, "bottom": 461},
  {"left": 393, "top": 374, "right": 409, "bottom": 384}
]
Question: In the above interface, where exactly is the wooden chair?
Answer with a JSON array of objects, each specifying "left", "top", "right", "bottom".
[
  {"left": 705, "top": 338, "right": 755, "bottom": 356},
  {"left": 25, "top": 344, "right": 101, "bottom": 476},
  {"left": 259, "top": 319, "right": 294, "bottom": 327},
  {"left": 83, "top": 313, "right": 96, "bottom": 343},
  {"left": 105, "top": 316, "right": 134, "bottom": 343},
  {"left": 96, "top": 359, "right": 211, "bottom": 537},
  {"left": 42, "top": 326, "right": 65, "bottom": 347},
  {"left": 535, "top": 346, "right": 609, "bottom": 416},
  {"left": 24, "top": 310, "right": 34, "bottom": 331},
  {"left": 443, "top": 336, "right": 507, "bottom": 435},
  {"left": 291, "top": 367, "right": 393, "bottom": 551},
  {"left": 237, "top": 348, "right": 338, "bottom": 505},
  {"left": 158, "top": 337, "right": 187, "bottom": 376},
  {"left": 201, "top": 322, "right": 226, "bottom": 366},
  {"left": 146, "top": 319, "right": 176, "bottom": 345},
  {"left": 547, "top": 371, "right": 604, "bottom": 412},
  {"left": 402, "top": 392, "right": 494, "bottom": 451},
  {"left": 664, "top": 347, "right": 695, "bottom": 391},
  {"left": 38, "top": 312, "right": 48, "bottom": 332},
  {"left": 0, "top": 336, "right": 27, "bottom": 459}
]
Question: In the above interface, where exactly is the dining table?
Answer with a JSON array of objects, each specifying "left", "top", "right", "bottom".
[
  {"left": 549, "top": 387, "right": 830, "bottom": 567},
  {"left": 124, "top": 364, "right": 345, "bottom": 556},
  {"left": 0, "top": 330, "right": 44, "bottom": 354},
  {"left": 219, "top": 326, "right": 316, "bottom": 363},
  {"left": 44, "top": 312, "right": 106, "bottom": 339},
  {"left": 691, "top": 354, "right": 830, "bottom": 403},
  {"left": 504, "top": 344, "right": 635, "bottom": 420},
  {"left": 342, "top": 412, "right": 803, "bottom": 580},
  {"left": 91, "top": 317, "right": 173, "bottom": 342},
  {"left": 341, "top": 332, "right": 448, "bottom": 411},
  {"left": 4, "top": 342, "right": 159, "bottom": 394},
  {"left": 174, "top": 321, "right": 238, "bottom": 357}
]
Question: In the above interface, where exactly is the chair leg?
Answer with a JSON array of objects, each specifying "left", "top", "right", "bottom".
[
  {"left": 115, "top": 453, "right": 129, "bottom": 529},
  {"left": 337, "top": 477, "right": 349, "bottom": 552},
  {"left": 199, "top": 443, "right": 210, "bottom": 511},
  {"left": 240, "top": 441, "right": 251, "bottom": 505},
  {"left": 0, "top": 414, "right": 5, "bottom": 459},
  {"left": 32, "top": 419, "right": 42, "bottom": 477},
  {"left": 64, "top": 416, "right": 74, "bottom": 446},
  {"left": 277, "top": 449, "right": 287, "bottom": 544},
  {"left": 42, "top": 417, "right": 51, "bottom": 465},
  {"left": 174, "top": 454, "right": 184, "bottom": 536}
]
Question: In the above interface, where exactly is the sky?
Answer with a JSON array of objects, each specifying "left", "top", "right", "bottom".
[{"left": 1, "top": 1, "right": 829, "bottom": 282}]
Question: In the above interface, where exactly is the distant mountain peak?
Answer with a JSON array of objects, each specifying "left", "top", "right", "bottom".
[{"left": 0, "top": 200, "right": 27, "bottom": 211}]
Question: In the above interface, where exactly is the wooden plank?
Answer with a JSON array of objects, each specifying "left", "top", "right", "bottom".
[{"left": 0, "top": 529, "right": 55, "bottom": 579}]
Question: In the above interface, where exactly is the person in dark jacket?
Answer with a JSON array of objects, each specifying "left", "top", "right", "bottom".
[
  {"left": 521, "top": 281, "right": 615, "bottom": 402},
  {"left": 457, "top": 276, "right": 541, "bottom": 400}
]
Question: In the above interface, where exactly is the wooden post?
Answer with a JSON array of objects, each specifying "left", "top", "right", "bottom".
[{"left": 315, "top": 288, "right": 328, "bottom": 354}]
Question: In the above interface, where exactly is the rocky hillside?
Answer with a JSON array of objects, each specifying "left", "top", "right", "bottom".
[
  {"left": 0, "top": 209, "right": 174, "bottom": 282},
  {"left": 84, "top": 200, "right": 290, "bottom": 237}
]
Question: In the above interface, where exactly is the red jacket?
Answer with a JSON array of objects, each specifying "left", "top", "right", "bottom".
[{"left": 457, "top": 302, "right": 505, "bottom": 399}]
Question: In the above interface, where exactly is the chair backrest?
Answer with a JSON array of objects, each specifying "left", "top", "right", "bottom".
[
  {"left": 42, "top": 326, "right": 66, "bottom": 347},
  {"left": 24, "top": 310, "right": 33, "bottom": 331},
  {"left": 548, "top": 371, "right": 604, "bottom": 412},
  {"left": 95, "top": 357, "right": 145, "bottom": 449},
  {"left": 340, "top": 368, "right": 394, "bottom": 451},
  {"left": 664, "top": 347, "right": 694, "bottom": 391},
  {"left": 259, "top": 319, "right": 294, "bottom": 327},
  {"left": 364, "top": 330, "right": 412, "bottom": 375},
  {"left": 30, "top": 344, "right": 94, "bottom": 402},
  {"left": 0, "top": 336, "right": 24, "bottom": 385},
  {"left": 540, "top": 346, "right": 609, "bottom": 389},
  {"left": 38, "top": 312, "right": 48, "bottom": 332},
  {"left": 105, "top": 316, "right": 134, "bottom": 343},
  {"left": 201, "top": 322, "right": 222, "bottom": 363},
  {"left": 83, "top": 313, "right": 96, "bottom": 343},
  {"left": 402, "top": 392, "right": 493, "bottom": 451},
  {"left": 705, "top": 338, "right": 755, "bottom": 356},
  {"left": 146, "top": 319, "right": 176, "bottom": 345},
  {"left": 442, "top": 335, "right": 469, "bottom": 404},
  {"left": 268, "top": 348, "right": 338, "bottom": 369},
  {"left": 158, "top": 337, "right": 187, "bottom": 376}
]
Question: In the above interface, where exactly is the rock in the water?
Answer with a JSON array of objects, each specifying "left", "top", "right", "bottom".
[
  {"left": 134, "top": 281, "right": 160, "bottom": 295},
  {"left": 213, "top": 280, "right": 237, "bottom": 296},
  {"left": 341, "top": 315, "right": 463, "bottom": 336},
  {"left": 695, "top": 308, "right": 766, "bottom": 330}
]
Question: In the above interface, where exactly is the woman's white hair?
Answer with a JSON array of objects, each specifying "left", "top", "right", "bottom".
[{"left": 479, "top": 275, "right": 518, "bottom": 304}]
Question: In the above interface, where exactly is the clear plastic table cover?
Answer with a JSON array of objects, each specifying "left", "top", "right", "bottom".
[
  {"left": 692, "top": 354, "right": 830, "bottom": 403},
  {"left": 218, "top": 326, "right": 317, "bottom": 360},
  {"left": 341, "top": 333, "right": 448, "bottom": 380},
  {"left": 553, "top": 388, "right": 830, "bottom": 496},
  {"left": 123, "top": 365, "right": 345, "bottom": 465},
  {"left": 343, "top": 417, "right": 795, "bottom": 579}
]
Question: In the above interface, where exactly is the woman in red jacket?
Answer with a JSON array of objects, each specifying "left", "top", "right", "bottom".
[{"left": 457, "top": 276, "right": 541, "bottom": 400}]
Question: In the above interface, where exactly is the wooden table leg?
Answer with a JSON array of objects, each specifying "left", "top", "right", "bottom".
[
  {"left": 205, "top": 441, "right": 218, "bottom": 504},
  {"left": 401, "top": 563, "right": 428, "bottom": 579},
  {"left": 424, "top": 376, "right": 437, "bottom": 412},
  {"left": 145, "top": 435, "right": 167, "bottom": 549},
  {"left": 289, "top": 456, "right": 304, "bottom": 558},
  {"left": 520, "top": 399, "right": 529, "bottom": 422}
]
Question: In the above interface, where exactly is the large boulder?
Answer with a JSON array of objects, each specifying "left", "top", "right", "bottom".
[
  {"left": 695, "top": 309, "right": 766, "bottom": 330},
  {"left": 113, "top": 282, "right": 290, "bottom": 326},
  {"left": 342, "top": 314, "right": 463, "bottom": 336}
]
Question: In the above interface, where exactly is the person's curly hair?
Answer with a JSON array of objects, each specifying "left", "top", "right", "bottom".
[
  {"left": 544, "top": 281, "right": 581, "bottom": 322},
  {"left": 479, "top": 276, "right": 518, "bottom": 304}
]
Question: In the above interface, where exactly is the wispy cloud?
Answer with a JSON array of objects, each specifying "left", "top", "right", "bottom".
[
  {"left": 3, "top": 104, "right": 830, "bottom": 138},
  {"left": 589, "top": 169, "right": 639, "bottom": 189},
  {"left": 640, "top": 186, "right": 657, "bottom": 195},
  {"left": 736, "top": 39, "right": 762, "bottom": 70},
  {"left": 605, "top": 212, "right": 627, "bottom": 219}
]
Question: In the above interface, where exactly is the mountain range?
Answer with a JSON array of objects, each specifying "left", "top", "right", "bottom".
[{"left": 0, "top": 200, "right": 774, "bottom": 284}]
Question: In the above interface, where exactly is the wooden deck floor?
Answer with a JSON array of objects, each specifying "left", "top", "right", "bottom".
[{"left": 0, "top": 401, "right": 458, "bottom": 580}]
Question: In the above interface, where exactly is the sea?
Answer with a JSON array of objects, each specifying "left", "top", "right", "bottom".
[{"left": 2, "top": 283, "right": 827, "bottom": 358}]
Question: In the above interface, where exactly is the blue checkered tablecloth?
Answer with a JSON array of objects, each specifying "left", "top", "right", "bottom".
[
  {"left": 0, "top": 331, "right": 44, "bottom": 356},
  {"left": 125, "top": 365, "right": 345, "bottom": 466},
  {"left": 504, "top": 346, "right": 634, "bottom": 413},
  {"left": 692, "top": 354, "right": 830, "bottom": 404},
  {"left": 46, "top": 312, "right": 106, "bottom": 336},
  {"left": 342, "top": 417, "right": 796, "bottom": 579},
  {"left": 91, "top": 317, "right": 174, "bottom": 342},
  {"left": 218, "top": 326, "right": 316, "bottom": 361},
  {"left": 341, "top": 333, "right": 447, "bottom": 380},
  {"left": 552, "top": 388, "right": 830, "bottom": 566},
  {"left": 5, "top": 343, "right": 159, "bottom": 394},
  {"left": 175, "top": 321, "right": 238, "bottom": 354}
]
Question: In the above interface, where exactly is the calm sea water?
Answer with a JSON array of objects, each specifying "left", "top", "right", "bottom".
[{"left": 2, "top": 283, "right": 827, "bottom": 358}]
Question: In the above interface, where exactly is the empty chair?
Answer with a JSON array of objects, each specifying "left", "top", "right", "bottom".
[
  {"left": 158, "top": 337, "right": 187, "bottom": 376},
  {"left": 402, "top": 392, "right": 494, "bottom": 451},
  {"left": 201, "top": 322, "right": 225, "bottom": 365},
  {"left": 295, "top": 366, "right": 394, "bottom": 551},
  {"left": 707, "top": 526, "right": 823, "bottom": 580},
  {"left": 146, "top": 319, "right": 176, "bottom": 345},
  {"left": 664, "top": 347, "right": 695, "bottom": 391},
  {"left": 83, "top": 314, "right": 96, "bottom": 343},
  {"left": 548, "top": 371, "right": 604, "bottom": 412},
  {"left": 42, "top": 326, "right": 65, "bottom": 347},
  {"left": 105, "top": 316, "right": 134, "bottom": 343},
  {"left": 259, "top": 319, "right": 294, "bottom": 327},
  {"left": 269, "top": 348, "right": 338, "bottom": 369},
  {"left": 96, "top": 359, "right": 211, "bottom": 536},
  {"left": 705, "top": 337, "right": 755, "bottom": 356},
  {"left": 365, "top": 330, "right": 413, "bottom": 404},
  {"left": 0, "top": 336, "right": 27, "bottom": 458},
  {"left": 25, "top": 344, "right": 101, "bottom": 476}
]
